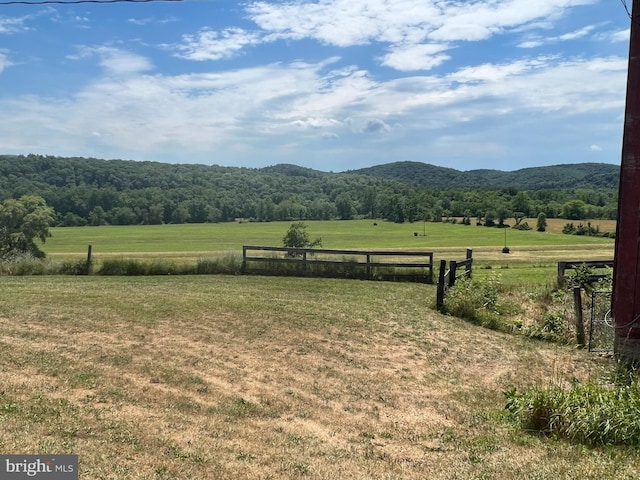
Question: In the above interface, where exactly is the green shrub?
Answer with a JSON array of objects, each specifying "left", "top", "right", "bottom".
[
  {"left": 523, "top": 312, "right": 569, "bottom": 343},
  {"left": 513, "top": 221, "right": 531, "bottom": 231},
  {"left": 443, "top": 275, "right": 508, "bottom": 331}
]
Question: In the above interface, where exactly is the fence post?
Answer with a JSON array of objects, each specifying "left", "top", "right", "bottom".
[
  {"left": 302, "top": 250, "right": 308, "bottom": 274},
  {"left": 466, "top": 248, "right": 473, "bottom": 278},
  {"left": 366, "top": 253, "right": 371, "bottom": 280},
  {"left": 574, "top": 286, "right": 586, "bottom": 347},
  {"left": 84, "top": 244, "right": 92, "bottom": 275},
  {"left": 428, "top": 253, "right": 434, "bottom": 283},
  {"left": 557, "top": 262, "right": 566, "bottom": 286},
  {"left": 242, "top": 246, "right": 247, "bottom": 273},
  {"left": 437, "top": 259, "right": 447, "bottom": 311},
  {"left": 449, "top": 260, "right": 457, "bottom": 287}
]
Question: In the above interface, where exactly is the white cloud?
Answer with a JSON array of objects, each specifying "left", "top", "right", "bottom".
[
  {"left": 0, "top": 50, "right": 11, "bottom": 73},
  {"left": 590, "top": 144, "right": 603, "bottom": 151},
  {"left": 128, "top": 16, "right": 179, "bottom": 26},
  {"left": 450, "top": 59, "right": 546, "bottom": 84},
  {"left": 609, "top": 28, "right": 630, "bottom": 43},
  {"left": 518, "top": 23, "right": 598, "bottom": 48},
  {"left": 245, "top": 0, "right": 598, "bottom": 73},
  {"left": 556, "top": 24, "right": 596, "bottom": 41},
  {"left": 292, "top": 117, "right": 342, "bottom": 129},
  {"left": 248, "top": 0, "right": 597, "bottom": 46},
  {"left": 70, "top": 46, "right": 154, "bottom": 76},
  {"left": 175, "top": 28, "right": 262, "bottom": 61},
  {"left": 381, "top": 44, "right": 451, "bottom": 71},
  {"left": 362, "top": 119, "right": 391, "bottom": 134},
  {"left": 2, "top": 51, "right": 625, "bottom": 160},
  {"left": 518, "top": 40, "right": 545, "bottom": 48},
  {"left": 0, "top": 16, "right": 29, "bottom": 34}
]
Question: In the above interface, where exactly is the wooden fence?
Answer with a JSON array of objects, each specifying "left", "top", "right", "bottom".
[
  {"left": 242, "top": 246, "right": 434, "bottom": 282},
  {"left": 557, "top": 260, "right": 614, "bottom": 286},
  {"left": 436, "top": 249, "right": 473, "bottom": 311}
]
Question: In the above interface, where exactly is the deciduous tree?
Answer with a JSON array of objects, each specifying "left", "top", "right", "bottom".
[
  {"left": 283, "top": 222, "right": 322, "bottom": 249},
  {"left": 0, "top": 195, "right": 55, "bottom": 258}
]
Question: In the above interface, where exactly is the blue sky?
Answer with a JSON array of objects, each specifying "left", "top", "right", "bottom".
[{"left": 0, "top": 0, "right": 631, "bottom": 172}]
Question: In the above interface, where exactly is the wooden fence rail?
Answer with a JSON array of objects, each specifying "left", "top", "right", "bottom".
[
  {"left": 557, "top": 260, "right": 614, "bottom": 286},
  {"left": 436, "top": 249, "right": 473, "bottom": 311},
  {"left": 242, "top": 246, "right": 434, "bottom": 282}
]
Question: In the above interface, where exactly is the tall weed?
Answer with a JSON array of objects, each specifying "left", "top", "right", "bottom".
[
  {"left": 443, "top": 275, "right": 509, "bottom": 331},
  {"left": 97, "top": 258, "right": 193, "bottom": 276},
  {"left": 505, "top": 380, "right": 640, "bottom": 446},
  {"left": 0, "top": 253, "right": 48, "bottom": 275},
  {"left": 196, "top": 253, "right": 243, "bottom": 275}
]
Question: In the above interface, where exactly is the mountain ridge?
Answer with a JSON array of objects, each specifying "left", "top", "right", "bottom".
[{"left": 347, "top": 161, "right": 619, "bottom": 190}]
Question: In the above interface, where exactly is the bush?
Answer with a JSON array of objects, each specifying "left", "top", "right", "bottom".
[
  {"left": 443, "top": 275, "right": 507, "bottom": 331},
  {"left": 513, "top": 221, "right": 531, "bottom": 231}
]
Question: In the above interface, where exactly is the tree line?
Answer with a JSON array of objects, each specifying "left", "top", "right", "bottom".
[{"left": 0, "top": 154, "right": 619, "bottom": 227}]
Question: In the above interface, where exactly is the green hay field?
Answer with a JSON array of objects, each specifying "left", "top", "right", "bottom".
[
  {"left": 43, "top": 219, "right": 615, "bottom": 286},
  {"left": 45, "top": 218, "right": 615, "bottom": 256}
]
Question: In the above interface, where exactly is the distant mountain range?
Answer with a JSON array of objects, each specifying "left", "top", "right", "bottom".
[
  {"left": 0, "top": 154, "right": 621, "bottom": 226},
  {"left": 347, "top": 161, "right": 620, "bottom": 190}
]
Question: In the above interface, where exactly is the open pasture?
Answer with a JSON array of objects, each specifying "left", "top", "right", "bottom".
[
  {"left": 44, "top": 219, "right": 615, "bottom": 285},
  {"left": 45, "top": 219, "right": 616, "bottom": 254},
  {"left": 0, "top": 275, "right": 635, "bottom": 479}
]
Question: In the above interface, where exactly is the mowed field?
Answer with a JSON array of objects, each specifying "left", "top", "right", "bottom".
[
  {"left": 44, "top": 218, "right": 616, "bottom": 285},
  {"left": 0, "top": 218, "right": 632, "bottom": 479},
  {"left": 0, "top": 275, "right": 635, "bottom": 479}
]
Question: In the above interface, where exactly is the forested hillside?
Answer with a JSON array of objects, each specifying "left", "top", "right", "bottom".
[
  {"left": 350, "top": 161, "right": 619, "bottom": 190},
  {"left": 0, "top": 154, "right": 619, "bottom": 226}
]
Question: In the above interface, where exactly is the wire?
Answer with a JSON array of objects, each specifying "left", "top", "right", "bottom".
[
  {"left": 604, "top": 309, "right": 640, "bottom": 330},
  {"left": 621, "top": 0, "right": 632, "bottom": 19},
  {"left": 0, "top": 0, "right": 182, "bottom": 4}
]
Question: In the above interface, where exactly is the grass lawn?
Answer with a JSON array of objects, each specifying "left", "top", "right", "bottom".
[{"left": 0, "top": 275, "right": 634, "bottom": 479}]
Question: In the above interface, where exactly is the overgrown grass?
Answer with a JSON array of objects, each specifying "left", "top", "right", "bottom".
[
  {"left": 0, "top": 252, "right": 247, "bottom": 276},
  {"left": 442, "top": 275, "right": 520, "bottom": 332},
  {"left": 505, "top": 379, "right": 640, "bottom": 446}
]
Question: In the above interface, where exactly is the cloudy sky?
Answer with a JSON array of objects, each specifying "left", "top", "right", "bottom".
[{"left": 0, "top": 0, "right": 632, "bottom": 172}]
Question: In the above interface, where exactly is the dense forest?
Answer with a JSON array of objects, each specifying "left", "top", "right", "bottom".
[{"left": 0, "top": 154, "right": 620, "bottom": 227}]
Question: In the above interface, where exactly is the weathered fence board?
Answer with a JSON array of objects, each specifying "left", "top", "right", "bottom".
[
  {"left": 557, "top": 260, "right": 613, "bottom": 286},
  {"left": 242, "top": 246, "right": 434, "bottom": 282}
]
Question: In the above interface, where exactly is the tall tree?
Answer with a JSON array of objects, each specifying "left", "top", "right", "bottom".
[{"left": 0, "top": 195, "right": 55, "bottom": 258}]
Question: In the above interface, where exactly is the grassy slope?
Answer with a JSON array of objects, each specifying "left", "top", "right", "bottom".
[{"left": 0, "top": 276, "right": 634, "bottom": 479}]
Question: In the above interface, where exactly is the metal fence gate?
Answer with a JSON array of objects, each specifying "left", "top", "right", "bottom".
[{"left": 589, "top": 290, "right": 614, "bottom": 353}]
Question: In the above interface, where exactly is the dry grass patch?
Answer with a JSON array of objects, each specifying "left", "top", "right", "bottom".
[{"left": 0, "top": 276, "right": 637, "bottom": 479}]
